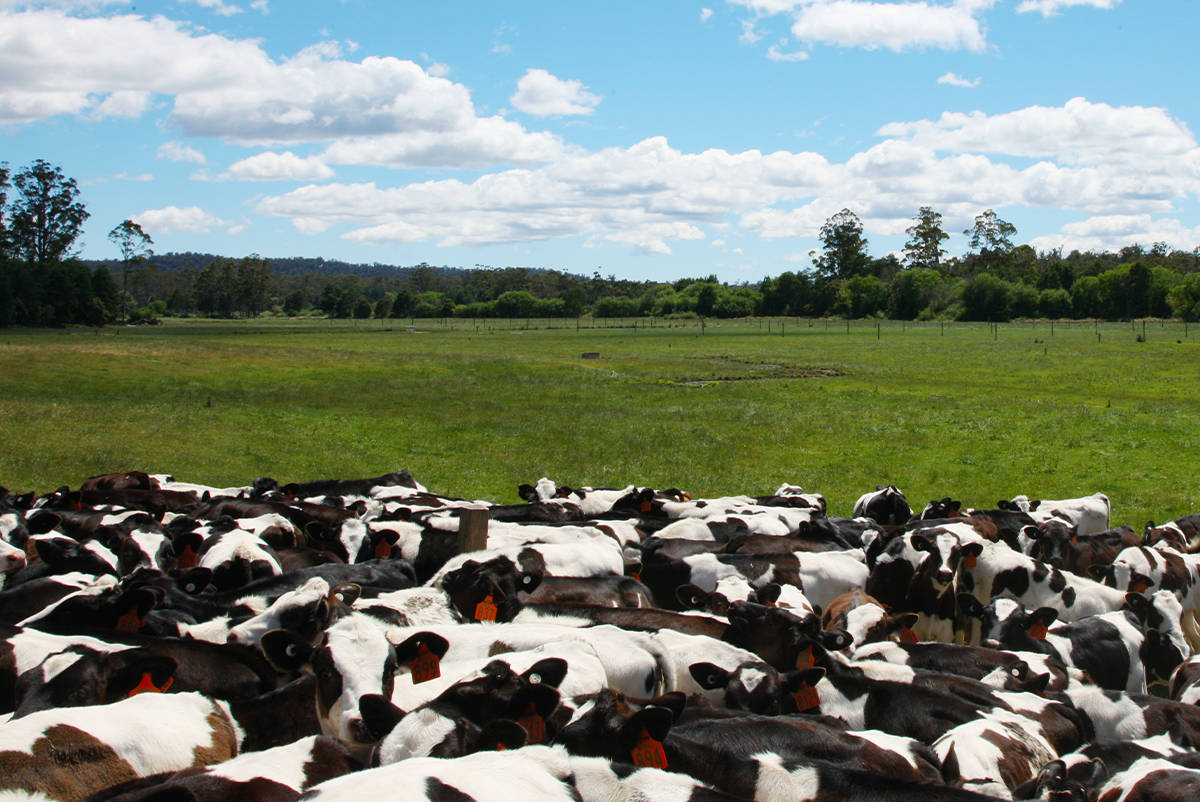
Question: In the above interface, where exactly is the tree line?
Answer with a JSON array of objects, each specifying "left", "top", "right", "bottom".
[{"left": 3, "top": 159, "right": 1199, "bottom": 327}]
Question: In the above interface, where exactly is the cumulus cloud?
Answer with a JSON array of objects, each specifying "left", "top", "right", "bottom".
[
  {"left": 133, "top": 205, "right": 232, "bottom": 234},
  {"left": 876, "top": 97, "right": 1199, "bottom": 166},
  {"left": 222, "top": 151, "right": 336, "bottom": 181},
  {"left": 1030, "top": 214, "right": 1198, "bottom": 254},
  {"left": 157, "top": 141, "right": 208, "bottom": 164},
  {"left": 937, "top": 72, "right": 980, "bottom": 87},
  {"left": 1016, "top": 0, "right": 1121, "bottom": 17},
  {"left": 254, "top": 93, "right": 1200, "bottom": 256},
  {"left": 791, "top": 1, "right": 991, "bottom": 53},
  {"left": 180, "top": 0, "right": 244, "bottom": 16},
  {"left": 510, "top": 69, "right": 602, "bottom": 118},
  {"left": 767, "top": 44, "right": 809, "bottom": 61},
  {"left": 700, "top": 7, "right": 713, "bottom": 22},
  {"left": 728, "top": 0, "right": 995, "bottom": 56},
  {"left": 0, "top": 10, "right": 560, "bottom": 168}
]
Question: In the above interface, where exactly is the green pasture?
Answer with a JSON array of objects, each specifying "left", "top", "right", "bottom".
[{"left": 1, "top": 316, "right": 1197, "bottom": 526}]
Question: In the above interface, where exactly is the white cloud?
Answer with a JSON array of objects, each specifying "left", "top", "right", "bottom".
[
  {"left": 492, "top": 42, "right": 512, "bottom": 55},
  {"left": 876, "top": 97, "right": 1198, "bottom": 166},
  {"left": 510, "top": 69, "right": 602, "bottom": 118},
  {"left": 791, "top": 1, "right": 991, "bottom": 53},
  {"left": 1016, "top": 0, "right": 1121, "bottom": 17},
  {"left": 0, "top": 10, "right": 559, "bottom": 170},
  {"left": 114, "top": 172, "right": 153, "bottom": 181},
  {"left": 937, "top": 72, "right": 980, "bottom": 88},
  {"left": 157, "top": 141, "right": 208, "bottom": 164},
  {"left": 180, "top": 0, "right": 243, "bottom": 16},
  {"left": 133, "top": 205, "right": 232, "bottom": 234},
  {"left": 700, "top": 7, "right": 714, "bottom": 22},
  {"left": 1030, "top": 214, "right": 1198, "bottom": 254},
  {"left": 427, "top": 62, "right": 451, "bottom": 78},
  {"left": 739, "top": 19, "right": 762, "bottom": 44},
  {"left": 222, "top": 151, "right": 336, "bottom": 181},
  {"left": 767, "top": 44, "right": 809, "bottom": 61}
]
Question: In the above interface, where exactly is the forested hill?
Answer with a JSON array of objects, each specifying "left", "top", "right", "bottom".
[{"left": 83, "top": 253, "right": 550, "bottom": 281}]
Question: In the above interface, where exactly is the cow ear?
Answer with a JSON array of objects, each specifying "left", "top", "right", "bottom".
[
  {"left": 646, "top": 691, "right": 687, "bottom": 722},
  {"left": 517, "top": 572, "right": 543, "bottom": 594},
  {"left": 818, "top": 628, "right": 852, "bottom": 651},
  {"left": 783, "top": 667, "right": 826, "bottom": 692},
  {"left": 910, "top": 534, "right": 933, "bottom": 552},
  {"left": 517, "top": 484, "right": 539, "bottom": 503},
  {"left": 34, "top": 536, "right": 79, "bottom": 566},
  {"left": 26, "top": 511, "right": 62, "bottom": 536},
  {"left": 1124, "top": 593, "right": 1149, "bottom": 621},
  {"left": 754, "top": 583, "right": 783, "bottom": 606},
  {"left": 961, "top": 542, "right": 984, "bottom": 559},
  {"left": 107, "top": 655, "right": 178, "bottom": 700},
  {"left": 1031, "top": 607, "right": 1059, "bottom": 628},
  {"left": 521, "top": 658, "right": 568, "bottom": 689},
  {"left": 1085, "top": 758, "right": 1108, "bottom": 789},
  {"left": 395, "top": 632, "right": 451, "bottom": 663},
  {"left": 676, "top": 584, "right": 710, "bottom": 610},
  {"left": 957, "top": 593, "right": 985, "bottom": 619},
  {"left": 176, "top": 567, "right": 211, "bottom": 595},
  {"left": 510, "top": 683, "right": 560, "bottom": 719},
  {"left": 476, "top": 720, "right": 527, "bottom": 753},
  {"left": 359, "top": 693, "right": 406, "bottom": 741},
  {"left": 894, "top": 613, "right": 920, "bottom": 631},
  {"left": 1023, "top": 670, "right": 1051, "bottom": 695},
  {"left": 260, "top": 629, "right": 314, "bottom": 672},
  {"left": 618, "top": 705, "right": 673, "bottom": 751},
  {"left": 1087, "top": 564, "right": 1110, "bottom": 581},
  {"left": 689, "top": 662, "right": 731, "bottom": 691},
  {"left": 329, "top": 583, "right": 361, "bottom": 607},
  {"left": 940, "top": 746, "right": 961, "bottom": 785}
]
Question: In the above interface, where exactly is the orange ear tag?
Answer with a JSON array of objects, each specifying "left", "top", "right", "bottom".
[
  {"left": 795, "top": 645, "right": 815, "bottom": 670},
  {"left": 899, "top": 628, "right": 919, "bottom": 644},
  {"left": 128, "top": 672, "right": 173, "bottom": 697},
  {"left": 793, "top": 682, "right": 821, "bottom": 712},
  {"left": 116, "top": 608, "right": 144, "bottom": 633},
  {"left": 763, "top": 600, "right": 777, "bottom": 608},
  {"left": 177, "top": 544, "right": 197, "bottom": 570},
  {"left": 963, "top": 555, "right": 977, "bottom": 569},
  {"left": 475, "top": 594, "right": 498, "bottom": 622},
  {"left": 1029, "top": 623, "right": 1048, "bottom": 640},
  {"left": 640, "top": 501, "right": 653, "bottom": 513},
  {"left": 631, "top": 728, "right": 668, "bottom": 769},
  {"left": 517, "top": 702, "right": 546, "bottom": 744},
  {"left": 411, "top": 643, "right": 441, "bottom": 684},
  {"left": 1132, "top": 581, "right": 1148, "bottom": 594},
  {"left": 630, "top": 572, "right": 642, "bottom": 582},
  {"left": 375, "top": 540, "right": 393, "bottom": 558}
]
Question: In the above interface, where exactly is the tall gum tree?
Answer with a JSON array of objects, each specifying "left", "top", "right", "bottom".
[
  {"left": 9, "top": 159, "right": 89, "bottom": 266},
  {"left": 108, "top": 219, "right": 153, "bottom": 324}
]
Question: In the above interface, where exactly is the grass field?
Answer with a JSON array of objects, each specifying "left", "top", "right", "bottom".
[{"left": 1, "top": 316, "right": 1196, "bottom": 527}]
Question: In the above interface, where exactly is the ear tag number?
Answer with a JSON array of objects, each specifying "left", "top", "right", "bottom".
[
  {"left": 1029, "top": 623, "right": 1048, "bottom": 640},
  {"left": 793, "top": 682, "right": 821, "bottom": 712},
  {"left": 177, "top": 544, "right": 197, "bottom": 570},
  {"left": 129, "top": 672, "right": 173, "bottom": 697},
  {"left": 475, "top": 594, "right": 498, "bottom": 622},
  {"left": 518, "top": 702, "right": 546, "bottom": 744},
  {"left": 964, "top": 555, "right": 977, "bottom": 569},
  {"left": 116, "top": 608, "right": 144, "bottom": 633},
  {"left": 899, "top": 628, "right": 919, "bottom": 643},
  {"left": 795, "top": 645, "right": 815, "bottom": 670},
  {"left": 411, "top": 643, "right": 441, "bottom": 684},
  {"left": 632, "top": 728, "right": 668, "bottom": 769},
  {"left": 375, "top": 540, "right": 392, "bottom": 558}
]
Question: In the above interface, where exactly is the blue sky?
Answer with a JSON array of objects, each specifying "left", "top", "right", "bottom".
[{"left": 2, "top": 0, "right": 1197, "bottom": 283}]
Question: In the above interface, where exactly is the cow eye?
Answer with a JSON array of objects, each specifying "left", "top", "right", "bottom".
[{"left": 68, "top": 687, "right": 89, "bottom": 704}]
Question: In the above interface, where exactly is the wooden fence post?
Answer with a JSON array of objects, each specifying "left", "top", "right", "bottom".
[{"left": 459, "top": 508, "right": 490, "bottom": 554}]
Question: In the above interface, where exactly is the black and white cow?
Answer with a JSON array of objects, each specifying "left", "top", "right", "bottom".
[{"left": 852, "top": 485, "right": 913, "bottom": 526}]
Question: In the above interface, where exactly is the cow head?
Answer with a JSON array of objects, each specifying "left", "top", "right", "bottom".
[
  {"left": 13, "top": 647, "right": 177, "bottom": 718},
  {"left": 724, "top": 600, "right": 851, "bottom": 671},
  {"left": 553, "top": 688, "right": 679, "bottom": 765},
  {"left": 958, "top": 595, "right": 1057, "bottom": 651},
  {"left": 689, "top": 660, "right": 784, "bottom": 715}
]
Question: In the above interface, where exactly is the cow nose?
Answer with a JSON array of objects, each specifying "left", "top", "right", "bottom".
[
  {"left": 982, "top": 639, "right": 1001, "bottom": 649},
  {"left": 349, "top": 717, "right": 372, "bottom": 742},
  {"left": 7, "top": 553, "right": 25, "bottom": 570},
  {"left": 1048, "top": 558, "right": 1063, "bottom": 569},
  {"left": 937, "top": 570, "right": 954, "bottom": 584}
]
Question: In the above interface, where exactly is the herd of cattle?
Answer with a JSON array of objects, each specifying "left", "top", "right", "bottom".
[{"left": 1, "top": 471, "right": 1200, "bottom": 801}]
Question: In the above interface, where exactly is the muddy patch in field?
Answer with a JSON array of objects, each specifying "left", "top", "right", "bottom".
[{"left": 661, "top": 359, "right": 842, "bottom": 386}]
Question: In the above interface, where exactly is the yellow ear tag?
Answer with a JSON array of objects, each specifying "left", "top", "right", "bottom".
[
  {"left": 793, "top": 682, "right": 821, "bottom": 712},
  {"left": 632, "top": 728, "right": 668, "bottom": 769},
  {"left": 411, "top": 642, "right": 441, "bottom": 684},
  {"left": 517, "top": 701, "right": 546, "bottom": 744},
  {"left": 795, "top": 645, "right": 815, "bottom": 670},
  {"left": 475, "top": 594, "right": 498, "bottom": 622},
  {"left": 116, "top": 608, "right": 144, "bottom": 633}
]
